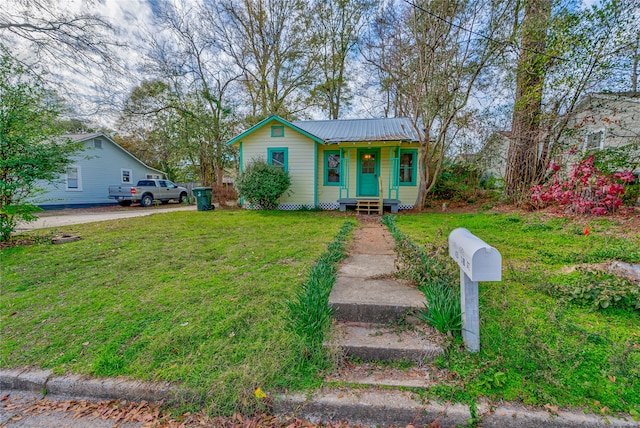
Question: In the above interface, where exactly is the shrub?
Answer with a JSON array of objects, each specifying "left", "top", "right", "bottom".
[
  {"left": 431, "top": 161, "right": 482, "bottom": 202},
  {"left": 530, "top": 155, "right": 637, "bottom": 215},
  {"left": 234, "top": 158, "right": 291, "bottom": 210}
]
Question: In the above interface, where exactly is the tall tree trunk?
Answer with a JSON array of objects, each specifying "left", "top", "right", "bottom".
[{"left": 504, "top": 0, "right": 551, "bottom": 202}]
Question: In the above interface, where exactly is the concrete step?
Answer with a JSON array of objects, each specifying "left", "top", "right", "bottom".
[
  {"left": 325, "top": 361, "right": 450, "bottom": 389},
  {"left": 332, "top": 322, "right": 444, "bottom": 364},
  {"left": 337, "top": 254, "right": 397, "bottom": 278},
  {"left": 329, "top": 277, "right": 426, "bottom": 323},
  {"left": 275, "top": 388, "right": 471, "bottom": 428}
]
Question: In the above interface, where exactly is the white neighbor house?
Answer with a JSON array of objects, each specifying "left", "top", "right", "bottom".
[
  {"left": 33, "top": 133, "right": 166, "bottom": 209},
  {"left": 477, "top": 92, "right": 640, "bottom": 179}
]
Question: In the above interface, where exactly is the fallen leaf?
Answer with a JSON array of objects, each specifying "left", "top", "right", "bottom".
[
  {"left": 544, "top": 403, "right": 559, "bottom": 414},
  {"left": 608, "top": 375, "right": 616, "bottom": 383}
]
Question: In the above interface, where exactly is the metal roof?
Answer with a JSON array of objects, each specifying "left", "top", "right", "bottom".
[{"left": 291, "top": 117, "right": 421, "bottom": 143}]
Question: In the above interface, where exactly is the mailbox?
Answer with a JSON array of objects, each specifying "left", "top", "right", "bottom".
[
  {"left": 448, "top": 228, "right": 502, "bottom": 282},
  {"left": 448, "top": 228, "right": 502, "bottom": 353}
]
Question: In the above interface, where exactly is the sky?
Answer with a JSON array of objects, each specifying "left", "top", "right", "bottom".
[{"left": 1, "top": 0, "right": 623, "bottom": 134}]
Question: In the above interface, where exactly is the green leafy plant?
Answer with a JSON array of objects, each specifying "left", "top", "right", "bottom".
[
  {"left": 234, "top": 158, "right": 291, "bottom": 210},
  {"left": 541, "top": 270, "right": 640, "bottom": 311},
  {"left": 0, "top": 46, "right": 82, "bottom": 241}
]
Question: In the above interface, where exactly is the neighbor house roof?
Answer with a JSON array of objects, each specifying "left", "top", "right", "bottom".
[
  {"left": 226, "top": 115, "right": 421, "bottom": 146},
  {"left": 63, "top": 133, "right": 167, "bottom": 176}
]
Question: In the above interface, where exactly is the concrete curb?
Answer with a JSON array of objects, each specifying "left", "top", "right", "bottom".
[
  {"left": 0, "top": 368, "right": 176, "bottom": 403},
  {"left": 275, "top": 389, "right": 640, "bottom": 428},
  {"left": 477, "top": 402, "right": 639, "bottom": 427},
  {"left": 275, "top": 389, "right": 471, "bottom": 428},
  {"left": 2, "top": 369, "right": 638, "bottom": 427}
]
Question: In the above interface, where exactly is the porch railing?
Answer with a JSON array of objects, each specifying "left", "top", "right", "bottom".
[
  {"left": 388, "top": 147, "right": 400, "bottom": 200},
  {"left": 340, "top": 147, "right": 350, "bottom": 199}
]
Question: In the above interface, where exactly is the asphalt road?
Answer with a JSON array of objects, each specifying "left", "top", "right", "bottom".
[{"left": 15, "top": 204, "right": 197, "bottom": 232}]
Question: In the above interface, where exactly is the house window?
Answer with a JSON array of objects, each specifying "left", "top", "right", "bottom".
[
  {"left": 271, "top": 126, "right": 284, "bottom": 137},
  {"left": 585, "top": 130, "right": 604, "bottom": 151},
  {"left": 146, "top": 174, "right": 160, "bottom": 179},
  {"left": 121, "top": 168, "right": 132, "bottom": 183},
  {"left": 399, "top": 149, "right": 417, "bottom": 186},
  {"left": 268, "top": 148, "right": 288, "bottom": 172},
  {"left": 94, "top": 139, "right": 102, "bottom": 149},
  {"left": 324, "top": 150, "right": 341, "bottom": 186},
  {"left": 65, "top": 166, "right": 82, "bottom": 191}
]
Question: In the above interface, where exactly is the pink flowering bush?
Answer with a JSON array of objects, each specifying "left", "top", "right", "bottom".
[{"left": 530, "top": 155, "right": 637, "bottom": 215}]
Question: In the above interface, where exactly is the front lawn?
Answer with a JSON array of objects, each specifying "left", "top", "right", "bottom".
[
  {"left": 393, "top": 212, "right": 640, "bottom": 415},
  {"left": 0, "top": 210, "right": 348, "bottom": 414}
]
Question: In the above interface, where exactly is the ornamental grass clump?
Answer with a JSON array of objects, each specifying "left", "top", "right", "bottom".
[
  {"left": 287, "top": 220, "right": 356, "bottom": 350},
  {"left": 234, "top": 158, "right": 291, "bottom": 209},
  {"left": 383, "top": 215, "right": 462, "bottom": 336}
]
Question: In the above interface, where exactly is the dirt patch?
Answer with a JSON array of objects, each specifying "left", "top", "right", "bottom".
[{"left": 350, "top": 221, "right": 395, "bottom": 255}]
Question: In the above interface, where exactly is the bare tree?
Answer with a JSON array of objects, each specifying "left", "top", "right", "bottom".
[
  {"left": 0, "top": 0, "right": 119, "bottom": 72},
  {"left": 310, "top": 0, "right": 375, "bottom": 119},
  {"left": 135, "top": 0, "right": 239, "bottom": 186},
  {"left": 364, "top": 0, "right": 513, "bottom": 209},
  {"left": 212, "top": 0, "right": 317, "bottom": 121}
]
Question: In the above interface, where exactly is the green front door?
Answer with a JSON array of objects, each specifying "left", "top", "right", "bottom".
[{"left": 357, "top": 148, "right": 380, "bottom": 197}]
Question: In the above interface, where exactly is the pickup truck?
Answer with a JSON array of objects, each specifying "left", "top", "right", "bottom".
[{"left": 108, "top": 179, "right": 188, "bottom": 207}]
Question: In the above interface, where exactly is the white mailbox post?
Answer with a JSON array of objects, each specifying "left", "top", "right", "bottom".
[{"left": 448, "top": 228, "right": 502, "bottom": 353}]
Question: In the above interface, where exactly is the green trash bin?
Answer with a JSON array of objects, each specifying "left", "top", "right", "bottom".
[{"left": 192, "top": 187, "right": 214, "bottom": 211}]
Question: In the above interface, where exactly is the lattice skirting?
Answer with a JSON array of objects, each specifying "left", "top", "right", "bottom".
[{"left": 243, "top": 202, "right": 412, "bottom": 211}]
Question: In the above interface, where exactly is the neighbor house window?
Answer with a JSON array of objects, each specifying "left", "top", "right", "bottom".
[
  {"left": 271, "top": 126, "right": 284, "bottom": 137},
  {"left": 399, "top": 149, "right": 417, "bottom": 186},
  {"left": 94, "top": 139, "right": 102, "bottom": 149},
  {"left": 66, "top": 166, "right": 82, "bottom": 191},
  {"left": 585, "top": 130, "right": 604, "bottom": 151},
  {"left": 324, "top": 150, "right": 341, "bottom": 186},
  {"left": 146, "top": 174, "right": 160, "bottom": 179},
  {"left": 268, "top": 148, "right": 288, "bottom": 172},
  {"left": 121, "top": 168, "right": 132, "bottom": 183}
]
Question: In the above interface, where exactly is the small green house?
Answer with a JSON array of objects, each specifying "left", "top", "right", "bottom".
[{"left": 227, "top": 115, "right": 422, "bottom": 212}]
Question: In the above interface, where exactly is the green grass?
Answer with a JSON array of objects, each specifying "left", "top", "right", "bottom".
[
  {"left": 391, "top": 213, "right": 640, "bottom": 414},
  {"left": 0, "top": 210, "right": 349, "bottom": 414}
]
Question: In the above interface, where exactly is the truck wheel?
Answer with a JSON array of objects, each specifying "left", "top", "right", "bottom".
[
  {"left": 179, "top": 192, "right": 187, "bottom": 204},
  {"left": 118, "top": 200, "right": 132, "bottom": 207},
  {"left": 140, "top": 194, "right": 154, "bottom": 207}
]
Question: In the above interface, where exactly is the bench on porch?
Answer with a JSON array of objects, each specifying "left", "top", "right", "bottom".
[{"left": 338, "top": 198, "right": 399, "bottom": 214}]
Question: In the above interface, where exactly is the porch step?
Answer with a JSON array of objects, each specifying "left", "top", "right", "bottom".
[
  {"left": 356, "top": 199, "right": 381, "bottom": 215},
  {"left": 331, "top": 322, "right": 444, "bottom": 363}
]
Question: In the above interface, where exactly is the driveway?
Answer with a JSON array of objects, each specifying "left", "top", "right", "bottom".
[{"left": 15, "top": 204, "right": 197, "bottom": 231}]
